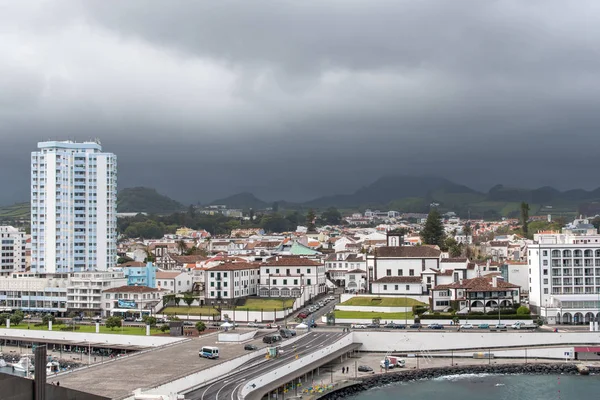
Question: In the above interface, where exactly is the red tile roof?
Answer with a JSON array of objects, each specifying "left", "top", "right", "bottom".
[
  {"left": 376, "top": 246, "right": 441, "bottom": 258},
  {"left": 262, "top": 256, "right": 321, "bottom": 267},
  {"left": 103, "top": 285, "right": 162, "bottom": 293}
]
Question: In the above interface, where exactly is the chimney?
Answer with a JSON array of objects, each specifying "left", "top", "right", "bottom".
[{"left": 492, "top": 275, "right": 498, "bottom": 287}]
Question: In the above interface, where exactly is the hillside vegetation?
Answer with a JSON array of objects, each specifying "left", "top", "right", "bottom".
[{"left": 117, "top": 187, "right": 185, "bottom": 214}]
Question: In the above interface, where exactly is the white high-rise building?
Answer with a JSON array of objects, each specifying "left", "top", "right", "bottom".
[
  {"left": 31, "top": 141, "right": 117, "bottom": 273},
  {"left": 0, "top": 226, "right": 27, "bottom": 275}
]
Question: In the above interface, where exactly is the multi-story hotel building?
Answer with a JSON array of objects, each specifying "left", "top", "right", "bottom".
[
  {"left": 528, "top": 229, "right": 600, "bottom": 325},
  {"left": 0, "top": 226, "right": 27, "bottom": 276},
  {"left": 31, "top": 141, "right": 117, "bottom": 273}
]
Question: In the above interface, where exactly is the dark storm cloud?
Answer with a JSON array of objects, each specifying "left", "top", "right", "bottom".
[{"left": 1, "top": 0, "right": 600, "bottom": 205}]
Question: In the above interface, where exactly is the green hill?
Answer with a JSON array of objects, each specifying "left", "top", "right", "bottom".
[
  {"left": 0, "top": 203, "right": 30, "bottom": 220},
  {"left": 117, "top": 187, "right": 185, "bottom": 214}
]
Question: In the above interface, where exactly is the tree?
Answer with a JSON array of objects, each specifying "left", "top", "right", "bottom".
[
  {"left": 105, "top": 316, "right": 122, "bottom": 330},
  {"left": 0, "top": 313, "right": 9, "bottom": 325},
  {"left": 183, "top": 294, "right": 195, "bottom": 307},
  {"left": 463, "top": 223, "right": 472, "bottom": 237},
  {"left": 420, "top": 208, "right": 445, "bottom": 247},
  {"left": 42, "top": 314, "right": 56, "bottom": 324},
  {"left": 320, "top": 207, "right": 342, "bottom": 225},
  {"left": 10, "top": 310, "right": 24, "bottom": 325},
  {"left": 174, "top": 296, "right": 181, "bottom": 307},
  {"left": 162, "top": 294, "right": 175, "bottom": 308},
  {"left": 306, "top": 209, "right": 317, "bottom": 232},
  {"left": 143, "top": 316, "right": 157, "bottom": 327},
  {"left": 520, "top": 202, "right": 530, "bottom": 237},
  {"left": 176, "top": 239, "right": 187, "bottom": 255},
  {"left": 159, "top": 324, "right": 170, "bottom": 333},
  {"left": 516, "top": 306, "right": 531, "bottom": 315},
  {"left": 195, "top": 321, "right": 206, "bottom": 334}
]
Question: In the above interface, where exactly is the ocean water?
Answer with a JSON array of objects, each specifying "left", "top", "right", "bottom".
[{"left": 349, "top": 373, "right": 600, "bottom": 400}]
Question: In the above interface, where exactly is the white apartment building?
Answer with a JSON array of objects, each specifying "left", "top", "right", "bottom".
[
  {"left": 102, "top": 285, "right": 164, "bottom": 318},
  {"left": 205, "top": 262, "right": 260, "bottom": 306},
  {"left": 67, "top": 271, "right": 126, "bottom": 316},
  {"left": 31, "top": 141, "right": 117, "bottom": 273},
  {"left": 0, "top": 226, "right": 27, "bottom": 275},
  {"left": 258, "top": 256, "right": 326, "bottom": 298},
  {"left": 0, "top": 273, "right": 69, "bottom": 314},
  {"left": 528, "top": 231, "right": 600, "bottom": 325}
]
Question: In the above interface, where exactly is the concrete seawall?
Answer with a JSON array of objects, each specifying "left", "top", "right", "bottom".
[{"left": 318, "top": 363, "right": 600, "bottom": 399}]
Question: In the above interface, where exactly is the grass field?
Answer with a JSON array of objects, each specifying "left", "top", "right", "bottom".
[
  {"left": 334, "top": 310, "right": 413, "bottom": 320},
  {"left": 0, "top": 323, "right": 163, "bottom": 336},
  {"left": 162, "top": 306, "right": 219, "bottom": 316},
  {"left": 340, "top": 297, "right": 425, "bottom": 307},
  {"left": 237, "top": 298, "right": 295, "bottom": 310}
]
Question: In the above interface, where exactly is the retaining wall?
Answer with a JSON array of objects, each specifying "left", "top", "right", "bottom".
[
  {"left": 340, "top": 294, "right": 430, "bottom": 304},
  {"left": 353, "top": 331, "right": 600, "bottom": 352},
  {"left": 335, "top": 306, "right": 411, "bottom": 313}
]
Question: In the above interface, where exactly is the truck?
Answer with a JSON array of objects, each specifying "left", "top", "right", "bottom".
[
  {"left": 380, "top": 355, "right": 405, "bottom": 369},
  {"left": 510, "top": 321, "right": 537, "bottom": 330}
]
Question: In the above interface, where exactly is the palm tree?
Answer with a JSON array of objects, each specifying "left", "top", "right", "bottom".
[{"left": 177, "top": 240, "right": 187, "bottom": 255}]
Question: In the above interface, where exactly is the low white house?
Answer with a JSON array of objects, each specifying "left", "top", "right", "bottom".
[
  {"left": 370, "top": 276, "right": 423, "bottom": 295},
  {"left": 156, "top": 270, "right": 193, "bottom": 293}
]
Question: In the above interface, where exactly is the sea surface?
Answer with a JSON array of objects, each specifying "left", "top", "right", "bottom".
[{"left": 348, "top": 373, "right": 600, "bottom": 400}]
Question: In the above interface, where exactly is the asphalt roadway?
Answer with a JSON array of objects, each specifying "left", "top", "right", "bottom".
[{"left": 188, "top": 331, "right": 348, "bottom": 400}]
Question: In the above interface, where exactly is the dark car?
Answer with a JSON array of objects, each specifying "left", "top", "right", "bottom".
[
  {"left": 279, "top": 329, "right": 292, "bottom": 338},
  {"left": 263, "top": 335, "right": 282, "bottom": 344},
  {"left": 310, "top": 322, "right": 318, "bottom": 328},
  {"left": 289, "top": 329, "right": 297, "bottom": 336},
  {"left": 410, "top": 323, "right": 422, "bottom": 329},
  {"left": 384, "top": 323, "right": 406, "bottom": 329},
  {"left": 366, "top": 323, "right": 380, "bottom": 329},
  {"left": 428, "top": 324, "right": 444, "bottom": 330},
  {"left": 244, "top": 344, "right": 258, "bottom": 351},
  {"left": 357, "top": 365, "right": 373, "bottom": 372}
]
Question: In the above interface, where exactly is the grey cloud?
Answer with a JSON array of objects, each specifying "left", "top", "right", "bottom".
[{"left": 1, "top": 1, "right": 600, "bottom": 206}]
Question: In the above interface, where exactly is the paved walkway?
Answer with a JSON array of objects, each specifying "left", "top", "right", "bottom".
[{"left": 57, "top": 333, "right": 266, "bottom": 399}]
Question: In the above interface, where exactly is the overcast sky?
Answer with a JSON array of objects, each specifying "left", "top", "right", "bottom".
[{"left": 1, "top": 0, "right": 600, "bottom": 205}]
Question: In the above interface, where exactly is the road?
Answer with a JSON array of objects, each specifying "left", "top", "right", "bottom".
[{"left": 188, "top": 331, "right": 347, "bottom": 400}]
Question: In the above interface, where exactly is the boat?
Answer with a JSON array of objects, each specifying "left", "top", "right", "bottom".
[
  {"left": 46, "top": 360, "right": 60, "bottom": 374},
  {"left": 12, "top": 356, "right": 34, "bottom": 373},
  {"left": 0, "top": 359, "right": 6, "bottom": 368}
]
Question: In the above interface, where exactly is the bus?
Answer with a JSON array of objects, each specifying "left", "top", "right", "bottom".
[{"left": 199, "top": 346, "right": 219, "bottom": 359}]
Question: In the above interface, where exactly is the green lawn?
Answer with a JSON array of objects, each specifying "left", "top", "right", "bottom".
[
  {"left": 335, "top": 310, "right": 413, "bottom": 320},
  {"left": 340, "top": 297, "right": 425, "bottom": 307},
  {"left": 162, "top": 306, "right": 218, "bottom": 316},
  {"left": 236, "top": 298, "right": 295, "bottom": 311},
  {"left": 0, "top": 324, "right": 163, "bottom": 336}
]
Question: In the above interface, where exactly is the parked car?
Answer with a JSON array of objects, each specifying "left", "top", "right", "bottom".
[
  {"left": 351, "top": 324, "right": 367, "bottom": 329},
  {"left": 410, "top": 323, "right": 422, "bottom": 329},
  {"left": 244, "top": 344, "right": 258, "bottom": 351},
  {"left": 384, "top": 323, "right": 406, "bottom": 329},
  {"left": 366, "top": 323, "right": 380, "bottom": 329},
  {"left": 247, "top": 322, "right": 259, "bottom": 327},
  {"left": 478, "top": 323, "right": 489, "bottom": 329},
  {"left": 460, "top": 323, "right": 473, "bottom": 330},
  {"left": 428, "top": 324, "right": 443, "bottom": 330},
  {"left": 297, "top": 313, "right": 308, "bottom": 319},
  {"left": 279, "top": 329, "right": 293, "bottom": 338},
  {"left": 263, "top": 334, "right": 282, "bottom": 344},
  {"left": 309, "top": 322, "right": 318, "bottom": 328},
  {"left": 357, "top": 365, "right": 373, "bottom": 372},
  {"left": 494, "top": 323, "right": 507, "bottom": 330},
  {"left": 289, "top": 329, "right": 297, "bottom": 336},
  {"left": 327, "top": 296, "right": 336, "bottom": 301}
]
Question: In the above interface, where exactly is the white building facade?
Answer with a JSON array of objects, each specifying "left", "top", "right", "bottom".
[
  {"left": 528, "top": 232, "right": 600, "bottom": 325},
  {"left": 259, "top": 256, "right": 326, "bottom": 298},
  {"left": 31, "top": 141, "right": 117, "bottom": 274},
  {"left": 0, "top": 226, "right": 27, "bottom": 275},
  {"left": 205, "top": 262, "right": 260, "bottom": 305},
  {"left": 0, "top": 273, "right": 69, "bottom": 314},
  {"left": 67, "top": 271, "right": 127, "bottom": 316}
]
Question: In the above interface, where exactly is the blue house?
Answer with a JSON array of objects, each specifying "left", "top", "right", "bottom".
[{"left": 124, "top": 262, "right": 157, "bottom": 288}]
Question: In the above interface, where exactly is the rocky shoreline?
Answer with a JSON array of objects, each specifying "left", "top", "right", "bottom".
[{"left": 320, "top": 363, "right": 599, "bottom": 399}]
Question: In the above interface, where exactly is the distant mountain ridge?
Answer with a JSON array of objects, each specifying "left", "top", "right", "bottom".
[{"left": 210, "top": 175, "right": 600, "bottom": 217}]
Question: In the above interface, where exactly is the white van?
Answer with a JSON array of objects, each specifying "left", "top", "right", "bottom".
[{"left": 199, "top": 346, "right": 220, "bottom": 359}]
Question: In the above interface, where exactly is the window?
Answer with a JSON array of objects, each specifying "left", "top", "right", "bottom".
[
  {"left": 283, "top": 279, "right": 287, "bottom": 285},
  {"left": 307, "top": 279, "right": 312, "bottom": 285},
  {"left": 307, "top": 269, "right": 311, "bottom": 274},
  {"left": 383, "top": 285, "right": 388, "bottom": 290},
  {"left": 397, "top": 269, "right": 403, "bottom": 276},
  {"left": 543, "top": 269, "right": 548, "bottom": 275},
  {"left": 224, "top": 291, "right": 228, "bottom": 297},
  {"left": 543, "top": 250, "right": 548, "bottom": 256},
  {"left": 297, "top": 269, "right": 301, "bottom": 274},
  {"left": 406, "top": 285, "right": 410, "bottom": 290},
  {"left": 294, "top": 279, "right": 298, "bottom": 285},
  {"left": 543, "top": 279, "right": 548, "bottom": 284},
  {"left": 543, "top": 288, "right": 548, "bottom": 294},
  {"left": 210, "top": 291, "right": 214, "bottom": 297},
  {"left": 386, "top": 269, "right": 392, "bottom": 276},
  {"left": 272, "top": 279, "right": 277, "bottom": 285},
  {"left": 543, "top": 260, "right": 548, "bottom": 266},
  {"left": 275, "top": 269, "right": 279, "bottom": 274},
  {"left": 266, "top": 269, "right": 270, "bottom": 274},
  {"left": 409, "top": 269, "right": 414, "bottom": 276},
  {"left": 394, "top": 285, "right": 398, "bottom": 290}
]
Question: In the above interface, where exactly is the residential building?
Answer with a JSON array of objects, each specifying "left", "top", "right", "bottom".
[
  {"left": 371, "top": 276, "right": 423, "bottom": 296},
  {"left": 325, "top": 252, "right": 366, "bottom": 286},
  {"left": 30, "top": 141, "right": 117, "bottom": 273},
  {"left": 122, "top": 262, "right": 157, "bottom": 287},
  {"left": 0, "top": 273, "right": 69, "bottom": 314},
  {"left": 345, "top": 269, "right": 367, "bottom": 293},
  {"left": 430, "top": 275, "right": 520, "bottom": 313},
  {"left": 528, "top": 231, "right": 600, "bottom": 325},
  {"left": 102, "top": 285, "right": 164, "bottom": 318},
  {"left": 0, "top": 226, "right": 27, "bottom": 275},
  {"left": 67, "top": 271, "right": 126, "bottom": 316},
  {"left": 366, "top": 231, "right": 441, "bottom": 294},
  {"left": 156, "top": 270, "right": 193, "bottom": 293},
  {"left": 258, "top": 256, "right": 326, "bottom": 298},
  {"left": 205, "top": 261, "right": 260, "bottom": 306}
]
